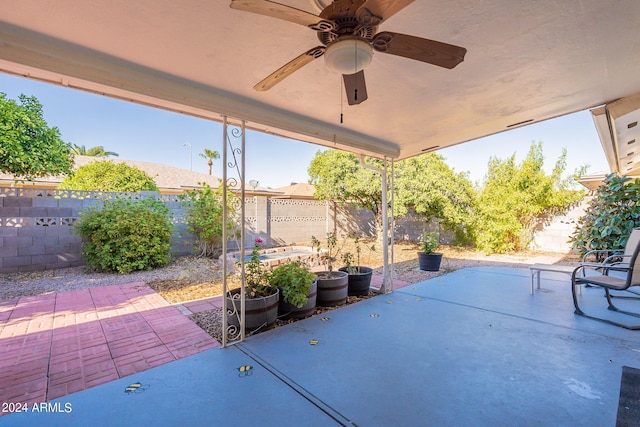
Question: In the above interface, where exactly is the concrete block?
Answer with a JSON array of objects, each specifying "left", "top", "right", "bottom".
[
  {"left": 0, "top": 227, "right": 18, "bottom": 237},
  {"left": 0, "top": 242, "right": 18, "bottom": 257},
  {"left": 16, "top": 227, "right": 47, "bottom": 237},
  {"left": 15, "top": 236, "right": 33, "bottom": 248},
  {"left": 59, "top": 235, "right": 82, "bottom": 245},
  {"left": 0, "top": 207, "right": 20, "bottom": 217},
  {"left": 45, "top": 225, "right": 74, "bottom": 237},
  {"left": 18, "top": 245, "right": 45, "bottom": 256},
  {"left": 2, "top": 197, "right": 32, "bottom": 208},
  {"left": 32, "top": 254, "right": 60, "bottom": 265},
  {"left": 19, "top": 207, "right": 49, "bottom": 217},
  {"left": 0, "top": 266, "right": 18, "bottom": 274},
  {"left": 32, "top": 197, "right": 59, "bottom": 208},
  {"left": 2, "top": 256, "right": 33, "bottom": 267},
  {"left": 47, "top": 207, "right": 74, "bottom": 217}
]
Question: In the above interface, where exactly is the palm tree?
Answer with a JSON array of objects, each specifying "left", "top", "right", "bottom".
[
  {"left": 199, "top": 149, "right": 220, "bottom": 175},
  {"left": 71, "top": 144, "right": 119, "bottom": 157}
]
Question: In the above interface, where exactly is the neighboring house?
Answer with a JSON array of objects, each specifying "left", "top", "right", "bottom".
[
  {"left": 272, "top": 182, "right": 316, "bottom": 199},
  {"left": 0, "top": 155, "right": 279, "bottom": 196}
]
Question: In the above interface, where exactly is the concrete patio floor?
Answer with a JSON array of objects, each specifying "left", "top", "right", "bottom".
[{"left": 2, "top": 267, "right": 640, "bottom": 426}]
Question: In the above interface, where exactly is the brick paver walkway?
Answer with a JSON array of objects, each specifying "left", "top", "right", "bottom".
[{"left": 0, "top": 282, "right": 219, "bottom": 409}]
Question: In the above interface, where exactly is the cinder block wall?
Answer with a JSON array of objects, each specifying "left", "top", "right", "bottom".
[
  {"left": 0, "top": 188, "right": 195, "bottom": 274},
  {"left": 0, "top": 187, "right": 586, "bottom": 274}
]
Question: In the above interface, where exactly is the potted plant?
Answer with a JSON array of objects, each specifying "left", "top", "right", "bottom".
[
  {"left": 418, "top": 231, "right": 443, "bottom": 271},
  {"left": 226, "top": 238, "right": 279, "bottom": 334},
  {"left": 339, "top": 234, "right": 375, "bottom": 296},
  {"left": 270, "top": 261, "right": 318, "bottom": 319},
  {"left": 311, "top": 233, "right": 349, "bottom": 306}
]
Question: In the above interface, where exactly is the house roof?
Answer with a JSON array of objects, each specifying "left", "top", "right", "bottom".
[
  {"left": 0, "top": 156, "right": 279, "bottom": 195},
  {"left": 273, "top": 182, "right": 316, "bottom": 198},
  {"left": 1, "top": 1, "right": 639, "bottom": 171}
]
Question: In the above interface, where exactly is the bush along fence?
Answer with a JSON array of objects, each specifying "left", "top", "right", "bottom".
[{"left": 0, "top": 186, "right": 583, "bottom": 274}]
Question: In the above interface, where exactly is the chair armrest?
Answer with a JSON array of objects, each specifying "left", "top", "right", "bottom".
[{"left": 582, "top": 249, "right": 623, "bottom": 263}]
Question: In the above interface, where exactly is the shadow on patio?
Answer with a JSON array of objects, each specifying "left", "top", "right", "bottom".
[{"left": 1, "top": 267, "right": 639, "bottom": 426}]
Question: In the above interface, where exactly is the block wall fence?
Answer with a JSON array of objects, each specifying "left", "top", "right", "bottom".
[{"left": 0, "top": 187, "right": 585, "bottom": 274}]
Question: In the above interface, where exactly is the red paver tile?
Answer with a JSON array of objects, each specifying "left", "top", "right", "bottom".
[
  {"left": 0, "top": 282, "right": 218, "bottom": 410},
  {"left": 112, "top": 347, "right": 176, "bottom": 377},
  {"left": 0, "top": 376, "right": 48, "bottom": 405}
]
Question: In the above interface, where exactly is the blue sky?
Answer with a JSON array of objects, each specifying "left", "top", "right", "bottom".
[{"left": 1, "top": 73, "right": 609, "bottom": 188}]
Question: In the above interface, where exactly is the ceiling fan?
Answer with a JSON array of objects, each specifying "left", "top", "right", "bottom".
[{"left": 230, "top": 0, "right": 467, "bottom": 105}]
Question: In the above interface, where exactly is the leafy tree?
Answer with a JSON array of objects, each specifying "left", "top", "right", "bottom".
[
  {"left": 59, "top": 160, "right": 158, "bottom": 192},
  {"left": 0, "top": 93, "right": 74, "bottom": 179},
  {"left": 309, "top": 150, "right": 384, "bottom": 236},
  {"left": 199, "top": 149, "right": 220, "bottom": 175},
  {"left": 180, "top": 182, "right": 240, "bottom": 257},
  {"left": 570, "top": 174, "right": 640, "bottom": 254},
  {"left": 75, "top": 198, "right": 173, "bottom": 274},
  {"left": 394, "top": 154, "right": 477, "bottom": 243},
  {"left": 308, "top": 150, "right": 476, "bottom": 243},
  {"left": 474, "top": 142, "right": 585, "bottom": 253},
  {"left": 71, "top": 144, "right": 119, "bottom": 157}
]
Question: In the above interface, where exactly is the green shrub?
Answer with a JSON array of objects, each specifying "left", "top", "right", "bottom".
[
  {"left": 75, "top": 198, "right": 173, "bottom": 273},
  {"left": 570, "top": 174, "right": 640, "bottom": 254},
  {"left": 180, "top": 182, "right": 240, "bottom": 257},
  {"left": 474, "top": 142, "right": 585, "bottom": 253},
  {"left": 269, "top": 261, "right": 316, "bottom": 308},
  {"left": 59, "top": 160, "right": 158, "bottom": 192}
]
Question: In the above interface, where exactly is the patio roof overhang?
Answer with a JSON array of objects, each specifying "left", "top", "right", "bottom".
[
  {"left": 592, "top": 93, "right": 640, "bottom": 178},
  {"left": 1, "top": 1, "right": 640, "bottom": 163}
]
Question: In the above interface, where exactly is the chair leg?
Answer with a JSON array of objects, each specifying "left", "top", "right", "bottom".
[
  {"left": 572, "top": 281, "right": 585, "bottom": 315},
  {"left": 609, "top": 288, "right": 640, "bottom": 300},
  {"left": 573, "top": 283, "right": 640, "bottom": 329},
  {"left": 606, "top": 288, "right": 640, "bottom": 318}
]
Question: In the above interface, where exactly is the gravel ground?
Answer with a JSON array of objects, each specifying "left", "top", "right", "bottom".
[{"left": 1, "top": 239, "right": 576, "bottom": 342}]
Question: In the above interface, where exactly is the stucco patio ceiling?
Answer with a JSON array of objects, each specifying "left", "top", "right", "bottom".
[{"left": 1, "top": 1, "right": 640, "bottom": 164}]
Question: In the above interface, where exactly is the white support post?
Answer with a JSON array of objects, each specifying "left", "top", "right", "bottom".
[{"left": 359, "top": 155, "right": 394, "bottom": 293}]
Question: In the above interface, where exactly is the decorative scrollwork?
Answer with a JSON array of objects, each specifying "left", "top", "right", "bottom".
[
  {"left": 356, "top": 8, "right": 381, "bottom": 28},
  {"left": 372, "top": 32, "right": 393, "bottom": 52},
  {"left": 309, "top": 19, "right": 336, "bottom": 32}
]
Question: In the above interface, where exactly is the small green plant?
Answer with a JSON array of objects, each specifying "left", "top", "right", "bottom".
[
  {"left": 341, "top": 234, "right": 375, "bottom": 273},
  {"left": 241, "top": 238, "right": 276, "bottom": 298},
  {"left": 311, "top": 232, "right": 341, "bottom": 275},
  {"left": 75, "top": 198, "right": 173, "bottom": 274},
  {"left": 269, "top": 261, "right": 316, "bottom": 308},
  {"left": 180, "top": 182, "right": 240, "bottom": 258},
  {"left": 420, "top": 232, "right": 440, "bottom": 254}
]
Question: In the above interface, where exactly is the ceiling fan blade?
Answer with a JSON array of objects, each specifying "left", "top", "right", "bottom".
[
  {"left": 230, "top": 0, "right": 321, "bottom": 28},
  {"left": 343, "top": 71, "right": 368, "bottom": 105},
  {"left": 357, "top": 0, "right": 415, "bottom": 23},
  {"left": 254, "top": 47, "right": 325, "bottom": 91},
  {"left": 372, "top": 31, "right": 466, "bottom": 69}
]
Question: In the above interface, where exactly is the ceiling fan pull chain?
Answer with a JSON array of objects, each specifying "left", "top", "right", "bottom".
[{"left": 340, "top": 75, "right": 344, "bottom": 124}]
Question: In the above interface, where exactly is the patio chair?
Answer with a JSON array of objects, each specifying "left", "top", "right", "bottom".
[
  {"left": 581, "top": 228, "right": 640, "bottom": 298},
  {"left": 571, "top": 238, "right": 640, "bottom": 330},
  {"left": 581, "top": 228, "right": 640, "bottom": 269}
]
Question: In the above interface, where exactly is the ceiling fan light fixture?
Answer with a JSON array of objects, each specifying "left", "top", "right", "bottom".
[{"left": 324, "top": 38, "right": 373, "bottom": 74}]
